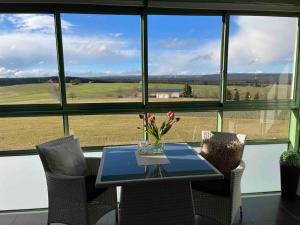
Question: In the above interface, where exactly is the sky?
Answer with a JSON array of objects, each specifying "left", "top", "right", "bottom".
[{"left": 0, "top": 13, "right": 297, "bottom": 78}]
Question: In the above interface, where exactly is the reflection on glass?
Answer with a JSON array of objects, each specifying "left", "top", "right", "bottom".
[
  {"left": 69, "top": 114, "right": 143, "bottom": 147},
  {"left": 100, "top": 144, "right": 218, "bottom": 182},
  {"left": 61, "top": 14, "right": 141, "bottom": 103},
  {"left": 148, "top": 16, "right": 222, "bottom": 102},
  {"left": 148, "top": 112, "right": 217, "bottom": 143},
  {"left": 223, "top": 110, "right": 290, "bottom": 139},
  {"left": 0, "top": 117, "right": 63, "bottom": 151},
  {"left": 227, "top": 16, "right": 298, "bottom": 101},
  {"left": 0, "top": 14, "right": 59, "bottom": 104}
]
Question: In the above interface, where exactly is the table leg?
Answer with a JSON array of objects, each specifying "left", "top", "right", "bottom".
[{"left": 119, "top": 181, "right": 196, "bottom": 225}]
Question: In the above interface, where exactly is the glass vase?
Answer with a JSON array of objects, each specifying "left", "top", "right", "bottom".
[{"left": 150, "top": 138, "right": 165, "bottom": 154}]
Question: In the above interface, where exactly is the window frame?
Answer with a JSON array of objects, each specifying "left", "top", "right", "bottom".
[{"left": 0, "top": 6, "right": 298, "bottom": 156}]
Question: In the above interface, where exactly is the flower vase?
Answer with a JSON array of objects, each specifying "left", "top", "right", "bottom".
[{"left": 151, "top": 138, "right": 165, "bottom": 154}]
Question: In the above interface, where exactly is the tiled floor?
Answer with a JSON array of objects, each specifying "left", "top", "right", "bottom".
[{"left": 0, "top": 195, "right": 299, "bottom": 225}]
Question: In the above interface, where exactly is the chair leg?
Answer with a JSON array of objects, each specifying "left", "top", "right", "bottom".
[
  {"left": 240, "top": 206, "right": 243, "bottom": 219},
  {"left": 115, "top": 208, "right": 119, "bottom": 225}
]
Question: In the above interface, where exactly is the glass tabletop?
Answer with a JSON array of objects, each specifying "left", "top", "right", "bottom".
[{"left": 96, "top": 143, "right": 223, "bottom": 186}]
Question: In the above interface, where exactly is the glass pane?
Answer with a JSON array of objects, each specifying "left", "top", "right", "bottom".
[
  {"left": 227, "top": 16, "right": 298, "bottom": 101},
  {"left": 0, "top": 117, "right": 64, "bottom": 151},
  {"left": 100, "top": 144, "right": 219, "bottom": 183},
  {"left": 61, "top": 14, "right": 141, "bottom": 103},
  {"left": 148, "top": 16, "right": 222, "bottom": 102},
  {"left": 148, "top": 112, "right": 217, "bottom": 143},
  {"left": 241, "top": 144, "right": 287, "bottom": 193},
  {"left": 0, "top": 14, "right": 60, "bottom": 104},
  {"left": 0, "top": 155, "right": 48, "bottom": 210},
  {"left": 69, "top": 114, "right": 143, "bottom": 147},
  {"left": 223, "top": 110, "right": 290, "bottom": 139}
]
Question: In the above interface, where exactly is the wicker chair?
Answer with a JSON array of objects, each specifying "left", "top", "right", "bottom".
[
  {"left": 192, "top": 131, "right": 246, "bottom": 225},
  {"left": 36, "top": 136, "right": 118, "bottom": 225}
]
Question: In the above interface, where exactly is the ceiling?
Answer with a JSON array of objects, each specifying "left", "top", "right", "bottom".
[{"left": 0, "top": 0, "right": 300, "bottom": 12}]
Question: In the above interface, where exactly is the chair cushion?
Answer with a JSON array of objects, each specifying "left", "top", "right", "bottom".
[
  {"left": 39, "top": 138, "right": 87, "bottom": 176},
  {"left": 201, "top": 135, "right": 243, "bottom": 179},
  {"left": 192, "top": 179, "right": 231, "bottom": 196},
  {"left": 85, "top": 176, "right": 108, "bottom": 201}
]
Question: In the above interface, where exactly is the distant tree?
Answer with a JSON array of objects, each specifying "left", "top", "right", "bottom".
[
  {"left": 233, "top": 89, "right": 240, "bottom": 101},
  {"left": 47, "top": 84, "right": 60, "bottom": 100},
  {"left": 254, "top": 76, "right": 260, "bottom": 87},
  {"left": 254, "top": 92, "right": 260, "bottom": 100},
  {"left": 245, "top": 91, "right": 251, "bottom": 100},
  {"left": 226, "top": 89, "right": 232, "bottom": 100},
  {"left": 182, "top": 83, "right": 193, "bottom": 97},
  {"left": 117, "top": 88, "right": 123, "bottom": 98},
  {"left": 69, "top": 92, "right": 76, "bottom": 101},
  {"left": 71, "top": 78, "right": 81, "bottom": 85}
]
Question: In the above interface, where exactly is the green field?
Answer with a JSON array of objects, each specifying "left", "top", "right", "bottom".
[
  {"left": 0, "top": 82, "right": 291, "bottom": 104},
  {"left": 0, "top": 83, "right": 291, "bottom": 151},
  {"left": 0, "top": 112, "right": 289, "bottom": 151}
]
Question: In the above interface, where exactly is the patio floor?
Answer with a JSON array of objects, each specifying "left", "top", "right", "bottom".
[{"left": 0, "top": 194, "right": 299, "bottom": 225}]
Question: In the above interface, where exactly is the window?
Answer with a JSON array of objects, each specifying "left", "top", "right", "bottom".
[
  {"left": 0, "top": 14, "right": 60, "bottom": 105},
  {"left": 223, "top": 110, "right": 290, "bottom": 139},
  {"left": 69, "top": 114, "right": 143, "bottom": 147},
  {"left": 0, "top": 116, "right": 64, "bottom": 151},
  {"left": 148, "top": 112, "right": 217, "bottom": 143},
  {"left": 148, "top": 15, "right": 222, "bottom": 102},
  {"left": 227, "top": 16, "right": 298, "bottom": 101},
  {"left": 61, "top": 14, "right": 141, "bottom": 103}
]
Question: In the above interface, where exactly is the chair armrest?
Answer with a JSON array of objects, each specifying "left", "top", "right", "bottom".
[
  {"left": 45, "top": 172, "right": 88, "bottom": 224},
  {"left": 230, "top": 160, "right": 245, "bottom": 193},
  {"left": 46, "top": 172, "right": 87, "bottom": 205},
  {"left": 85, "top": 157, "right": 101, "bottom": 177}
]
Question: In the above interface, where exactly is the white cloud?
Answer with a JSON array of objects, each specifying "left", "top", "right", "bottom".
[
  {"left": 150, "top": 40, "right": 221, "bottom": 75},
  {"left": 160, "top": 38, "right": 188, "bottom": 48},
  {"left": 150, "top": 16, "right": 297, "bottom": 75},
  {"left": 63, "top": 34, "right": 139, "bottom": 63},
  {"left": 0, "top": 15, "right": 139, "bottom": 78},
  {"left": 5, "top": 14, "right": 72, "bottom": 33},
  {"left": 0, "top": 66, "right": 56, "bottom": 78},
  {"left": 228, "top": 16, "right": 297, "bottom": 72},
  {"left": 0, "top": 15, "right": 296, "bottom": 77}
]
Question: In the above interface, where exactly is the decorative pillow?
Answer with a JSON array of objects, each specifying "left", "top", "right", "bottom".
[
  {"left": 201, "top": 138, "right": 243, "bottom": 179},
  {"left": 39, "top": 138, "right": 87, "bottom": 176}
]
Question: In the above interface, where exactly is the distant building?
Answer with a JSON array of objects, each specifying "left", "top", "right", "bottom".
[
  {"left": 153, "top": 88, "right": 181, "bottom": 99},
  {"left": 137, "top": 88, "right": 182, "bottom": 99}
]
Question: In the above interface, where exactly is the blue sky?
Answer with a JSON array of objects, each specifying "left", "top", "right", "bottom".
[{"left": 0, "top": 14, "right": 297, "bottom": 78}]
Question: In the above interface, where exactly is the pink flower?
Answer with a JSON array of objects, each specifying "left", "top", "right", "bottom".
[
  {"left": 139, "top": 114, "right": 144, "bottom": 119},
  {"left": 176, "top": 117, "right": 180, "bottom": 122},
  {"left": 149, "top": 116, "right": 155, "bottom": 124},
  {"left": 167, "top": 111, "right": 175, "bottom": 120}
]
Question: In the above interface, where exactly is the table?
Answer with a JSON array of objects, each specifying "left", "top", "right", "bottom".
[{"left": 96, "top": 143, "right": 223, "bottom": 225}]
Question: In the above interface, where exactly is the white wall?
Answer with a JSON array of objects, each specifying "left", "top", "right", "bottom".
[{"left": 0, "top": 144, "right": 287, "bottom": 211}]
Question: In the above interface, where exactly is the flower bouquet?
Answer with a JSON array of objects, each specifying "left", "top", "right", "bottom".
[{"left": 138, "top": 111, "right": 180, "bottom": 153}]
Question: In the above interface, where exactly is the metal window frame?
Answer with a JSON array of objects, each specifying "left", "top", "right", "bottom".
[{"left": 0, "top": 5, "right": 298, "bottom": 156}]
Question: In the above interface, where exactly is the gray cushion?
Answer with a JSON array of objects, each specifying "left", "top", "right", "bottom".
[{"left": 39, "top": 138, "right": 87, "bottom": 176}]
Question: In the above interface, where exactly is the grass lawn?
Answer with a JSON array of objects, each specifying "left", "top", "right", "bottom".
[
  {"left": 0, "top": 83, "right": 291, "bottom": 151},
  {"left": 0, "top": 82, "right": 291, "bottom": 104},
  {"left": 0, "top": 113, "right": 289, "bottom": 151}
]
